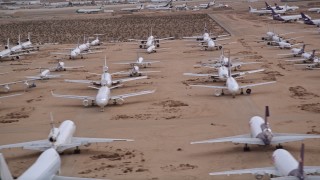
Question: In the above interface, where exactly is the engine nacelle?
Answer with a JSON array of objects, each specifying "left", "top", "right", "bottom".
[
  {"left": 113, "top": 98, "right": 124, "bottom": 105},
  {"left": 246, "top": 88, "right": 252, "bottom": 94},
  {"left": 254, "top": 173, "right": 264, "bottom": 180},
  {"left": 48, "top": 128, "right": 60, "bottom": 142},
  {"left": 5, "top": 45, "right": 8, "bottom": 49},
  {"left": 16, "top": 56, "right": 20, "bottom": 60},
  {"left": 156, "top": 44, "right": 160, "bottom": 47},
  {"left": 139, "top": 45, "right": 143, "bottom": 48},
  {"left": 4, "top": 85, "right": 10, "bottom": 92},
  {"left": 236, "top": 65, "right": 241, "bottom": 70},
  {"left": 214, "top": 89, "right": 221, "bottom": 96},
  {"left": 83, "top": 99, "right": 89, "bottom": 107}
]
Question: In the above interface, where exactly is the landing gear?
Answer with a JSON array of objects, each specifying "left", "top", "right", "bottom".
[
  {"left": 276, "top": 144, "right": 283, "bottom": 149},
  {"left": 74, "top": 147, "right": 80, "bottom": 154},
  {"left": 240, "top": 88, "right": 244, "bottom": 95},
  {"left": 221, "top": 89, "right": 225, "bottom": 96},
  {"left": 243, "top": 144, "right": 250, "bottom": 152},
  {"left": 100, "top": 107, "right": 105, "bottom": 112}
]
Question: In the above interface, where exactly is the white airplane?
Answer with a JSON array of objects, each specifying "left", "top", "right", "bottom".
[
  {"left": 0, "top": 148, "right": 106, "bottom": 180},
  {"left": 175, "top": 3, "right": 188, "bottom": 11},
  {"left": 76, "top": 6, "right": 104, "bottom": 14},
  {"left": 114, "top": 65, "right": 160, "bottom": 77},
  {"left": 90, "top": 34, "right": 104, "bottom": 46},
  {"left": 286, "top": 50, "right": 318, "bottom": 63},
  {"left": 128, "top": 28, "right": 173, "bottom": 49},
  {"left": 308, "top": 7, "right": 320, "bottom": 13},
  {"left": 199, "top": 38, "right": 228, "bottom": 51},
  {"left": 271, "top": 9, "right": 302, "bottom": 22},
  {"left": 249, "top": 6, "right": 286, "bottom": 15},
  {"left": 20, "top": 32, "right": 38, "bottom": 51},
  {"left": 52, "top": 86, "right": 155, "bottom": 111},
  {"left": 209, "top": 144, "right": 320, "bottom": 180},
  {"left": 184, "top": 66, "right": 264, "bottom": 82},
  {"left": 0, "top": 38, "right": 32, "bottom": 60},
  {"left": 183, "top": 24, "right": 229, "bottom": 42},
  {"left": 0, "top": 79, "right": 36, "bottom": 92},
  {"left": 121, "top": 4, "right": 144, "bottom": 12},
  {"left": 189, "top": 62, "right": 276, "bottom": 98},
  {"left": 26, "top": 69, "right": 62, "bottom": 80},
  {"left": 50, "top": 61, "right": 84, "bottom": 72},
  {"left": 146, "top": 0, "right": 172, "bottom": 10},
  {"left": 198, "top": 0, "right": 215, "bottom": 9},
  {"left": 65, "top": 58, "right": 147, "bottom": 87},
  {"left": 113, "top": 56, "right": 160, "bottom": 68},
  {"left": 53, "top": 39, "right": 100, "bottom": 59},
  {"left": 265, "top": 2, "right": 299, "bottom": 11},
  {"left": 301, "top": 12, "right": 320, "bottom": 26},
  {"left": 191, "top": 106, "right": 320, "bottom": 151},
  {"left": 0, "top": 116, "right": 133, "bottom": 153},
  {"left": 0, "top": 93, "right": 23, "bottom": 99},
  {"left": 278, "top": 44, "right": 305, "bottom": 57}
]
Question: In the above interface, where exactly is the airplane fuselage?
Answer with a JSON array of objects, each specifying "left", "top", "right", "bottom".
[
  {"left": 147, "top": 45, "right": 156, "bottom": 53},
  {"left": 226, "top": 77, "right": 239, "bottom": 96},
  {"left": 40, "top": 69, "right": 51, "bottom": 79},
  {"left": 95, "top": 86, "right": 111, "bottom": 108},
  {"left": 273, "top": 149, "right": 303, "bottom": 178},
  {"left": 249, "top": 116, "right": 273, "bottom": 145},
  {"left": 53, "top": 120, "right": 76, "bottom": 149},
  {"left": 18, "top": 148, "right": 60, "bottom": 180}
]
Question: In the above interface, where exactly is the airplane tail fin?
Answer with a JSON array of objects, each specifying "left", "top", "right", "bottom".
[
  {"left": 49, "top": 112, "right": 56, "bottom": 134},
  {"left": 265, "top": 106, "right": 270, "bottom": 125},
  {"left": 17, "top": 34, "right": 21, "bottom": 45},
  {"left": 301, "top": 44, "right": 305, "bottom": 53},
  {"left": 103, "top": 55, "right": 108, "bottom": 72},
  {"left": 0, "top": 153, "right": 14, "bottom": 180},
  {"left": 204, "top": 23, "right": 208, "bottom": 33},
  {"left": 298, "top": 143, "right": 304, "bottom": 178},
  {"left": 27, "top": 32, "right": 31, "bottom": 42},
  {"left": 5, "top": 38, "right": 10, "bottom": 49},
  {"left": 265, "top": 2, "right": 271, "bottom": 9},
  {"left": 270, "top": 8, "right": 277, "bottom": 16},
  {"left": 300, "top": 12, "right": 312, "bottom": 24},
  {"left": 165, "top": 0, "right": 172, "bottom": 7}
]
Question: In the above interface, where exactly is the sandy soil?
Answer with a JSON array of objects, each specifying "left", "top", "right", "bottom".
[{"left": 0, "top": 1, "right": 320, "bottom": 180}]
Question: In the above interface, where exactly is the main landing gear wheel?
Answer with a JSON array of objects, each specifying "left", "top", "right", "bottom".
[
  {"left": 243, "top": 144, "right": 250, "bottom": 152},
  {"left": 276, "top": 144, "right": 283, "bottom": 149},
  {"left": 74, "top": 147, "right": 81, "bottom": 154}
]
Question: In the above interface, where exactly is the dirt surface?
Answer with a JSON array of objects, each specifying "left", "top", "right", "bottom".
[{"left": 0, "top": 0, "right": 320, "bottom": 180}]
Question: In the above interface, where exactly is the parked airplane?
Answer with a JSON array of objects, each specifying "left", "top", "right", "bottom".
[
  {"left": 175, "top": 3, "right": 188, "bottom": 10},
  {"left": 0, "top": 93, "right": 23, "bottom": 99},
  {"left": 249, "top": 6, "right": 286, "bottom": 15},
  {"left": 128, "top": 28, "right": 173, "bottom": 49},
  {"left": 51, "top": 86, "right": 155, "bottom": 111},
  {"left": 183, "top": 24, "right": 229, "bottom": 42},
  {"left": 114, "top": 56, "right": 160, "bottom": 68},
  {"left": 308, "top": 7, "right": 320, "bottom": 13},
  {"left": 0, "top": 79, "right": 36, "bottom": 92},
  {"left": 286, "top": 50, "right": 318, "bottom": 63},
  {"left": 209, "top": 144, "right": 320, "bottom": 180},
  {"left": 90, "top": 34, "right": 104, "bottom": 46},
  {"left": 198, "top": 0, "right": 215, "bottom": 9},
  {"left": 184, "top": 66, "right": 264, "bottom": 82},
  {"left": 278, "top": 44, "right": 305, "bottom": 57},
  {"left": 65, "top": 58, "right": 147, "bottom": 87},
  {"left": 191, "top": 106, "right": 320, "bottom": 151},
  {"left": 0, "top": 38, "right": 32, "bottom": 60},
  {"left": 270, "top": 9, "right": 302, "bottom": 22},
  {"left": 0, "top": 117, "right": 133, "bottom": 153},
  {"left": 199, "top": 37, "right": 231, "bottom": 51},
  {"left": 301, "top": 12, "right": 320, "bottom": 26},
  {"left": 114, "top": 65, "right": 160, "bottom": 77},
  {"left": 146, "top": 0, "right": 172, "bottom": 10},
  {"left": 121, "top": 4, "right": 144, "bottom": 12},
  {"left": 265, "top": 2, "right": 299, "bottom": 11},
  {"left": 50, "top": 61, "right": 84, "bottom": 72},
  {"left": 76, "top": 6, "right": 104, "bottom": 14},
  {"left": 0, "top": 148, "right": 107, "bottom": 180},
  {"left": 26, "top": 69, "right": 62, "bottom": 80},
  {"left": 189, "top": 61, "right": 276, "bottom": 98}
]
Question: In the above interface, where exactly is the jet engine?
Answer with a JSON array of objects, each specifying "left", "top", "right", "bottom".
[
  {"left": 139, "top": 45, "right": 143, "bottom": 48},
  {"left": 235, "top": 65, "right": 241, "bottom": 70},
  {"left": 156, "top": 44, "right": 160, "bottom": 47},
  {"left": 214, "top": 89, "right": 221, "bottom": 97},
  {"left": 113, "top": 98, "right": 124, "bottom": 105},
  {"left": 4, "top": 85, "right": 10, "bottom": 92},
  {"left": 246, "top": 88, "right": 252, "bottom": 94},
  {"left": 4, "top": 45, "right": 8, "bottom": 49},
  {"left": 254, "top": 173, "right": 264, "bottom": 180},
  {"left": 16, "top": 56, "right": 20, "bottom": 60},
  {"left": 48, "top": 128, "right": 60, "bottom": 142},
  {"left": 83, "top": 99, "right": 89, "bottom": 107},
  {"left": 24, "top": 81, "right": 29, "bottom": 88}
]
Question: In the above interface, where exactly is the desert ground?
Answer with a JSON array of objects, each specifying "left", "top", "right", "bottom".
[{"left": 0, "top": 0, "right": 320, "bottom": 179}]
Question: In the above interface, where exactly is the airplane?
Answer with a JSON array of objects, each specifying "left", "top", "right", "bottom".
[
  {"left": 270, "top": 9, "right": 302, "bottom": 22},
  {"left": 209, "top": 144, "right": 320, "bottom": 180},
  {"left": 146, "top": 0, "right": 172, "bottom": 10},
  {"left": 121, "top": 4, "right": 144, "bottom": 12},
  {"left": 114, "top": 65, "right": 161, "bottom": 77},
  {"left": 50, "top": 61, "right": 84, "bottom": 72},
  {"left": 76, "top": 6, "right": 104, "bottom": 14},
  {"left": 0, "top": 148, "right": 106, "bottom": 180},
  {"left": 0, "top": 38, "right": 33, "bottom": 61},
  {"left": 191, "top": 106, "right": 320, "bottom": 151},
  {"left": 285, "top": 50, "right": 318, "bottom": 63},
  {"left": 90, "top": 34, "right": 104, "bottom": 46},
  {"left": 199, "top": 37, "right": 231, "bottom": 51},
  {"left": 301, "top": 12, "right": 320, "bottom": 26},
  {"left": 26, "top": 69, "right": 62, "bottom": 80},
  {"left": 278, "top": 44, "right": 305, "bottom": 57},
  {"left": 184, "top": 66, "right": 265, "bottom": 82},
  {"left": 249, "top": 6, "right": 286, "bottom": 16},
  {"left": 0, "top": 79, "right": 36, "bottom": 92},
  {"left": 264, "top": 2, "right": 299, "bottom": 11},
  {"left": 51, "top": 86, "right": 155, "bottom": 111},
  {"left": 65, "top": 58, "right": 147, "bottom": 87},
  {"left": 175, "top": 3, "right": 188, "bottom": 11},
  {"left": 189, "top": 60, "right": 276, "bottom": 98},
  {"left": 128, "top": 28, "right": 174, "bottom": 49},
  {"left": 0, "top": 93, "right": 23, "bottom": 99},
  {"left": 183, "top": 23, "right": 229, "bottom": 42},
  {"left": 308, "top": 7, "right": 320, "bottom": 13},
  {"left": 113, "top": 55, "right": 160, "bottom": 68},
  {"left": 0, "top": 115, "right": 133, "bottom": 153},
  {"left": 198, "top": 0, "right": 215, "bottom": 9}
]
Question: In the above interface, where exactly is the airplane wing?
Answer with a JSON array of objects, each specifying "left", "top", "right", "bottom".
[
  {"left": 138, "top": 70, "right": 161, "bottom": 74},
  {"left": 155, "top": 37, "right": 174, "bottom": 41},
  {"left": 46, "top": 75, "right": 62, "bottom": 78},
  {"left": 112, "top": 76, "right": 148, "bottom": 84},
  {"left": 0, "top": 80, "right": 33, "bottom": 87},
  {"left": 127, "top": 39, "right": 146, "bottom": 42},
  {"left": 51, "top": 91, "right": 95, "bottom": 100},
  {"left": 64, "top": 66, "right": 84, "bottom": 69},
  {"left": 0, "top": 93, "right": 23, "bottom": 99},
  {"left": 183, "top": 73, "right": 219, "bottom": 78},
  {"left": 271, "top": 175, "right": 320, "bottom": 180},
  {"left": 52, "top": 175, "right": 106, "bottom": 180},
  {"left": 231, "top": 69, "right": 265, "bottom": 77},
  {"left": 239, "top": 81, "right": 276, "bottom": 89},
  {"left": 25, "top": 76, "right": 41, "bottom": 80},
  {"left": 183, "top": 36, "right": 203, "bottom": 39},
  {"left": 189, "top": 84, "right": 227, "bottom": 89},
  {"left": 111, "top": 90, "right": 155, "bottom": 100},
  {"left": 51, "top": 52, "right": 70, "bottom": 56},
  {"left": 143, "top": 60, "right": 160, "bottom": 64},
  {"left": 270, "top": 133, "right": 320, "bottom": 145},
  {"left": 72, "top": 137, "right": 134, "bottom": 145},
  {"left": 191, "top": 134, "right": 265, "bottom": 145},
  {"left": 210, "top": 167, "right": 280, "bottom": 176},
  {"left": 80, "top": 50, "right": 102, "bottom": 55},
  {"left": 285, "top": 59, "right": 306, "bottom": 62},
  {"left": 113, "top": 62, "right": 134, "bottom": 65},
  {"left": 0, "top": 139, "right": 51, "bottom": 151},
  {"left": 64, "top": 79, "right": 98, "bottom": 85}
]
